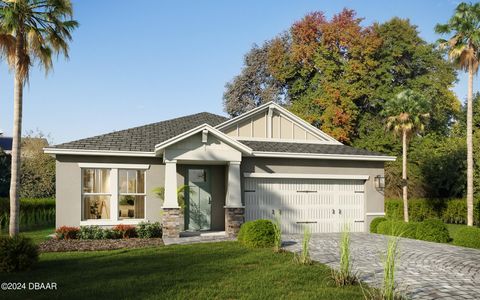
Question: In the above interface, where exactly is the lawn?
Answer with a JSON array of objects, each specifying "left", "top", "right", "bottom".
[
  {"left": 0, "top": 241, "right": 367, "bottom": 300},
  {"left": 1, "top": 226, "right": 54, "bottom": 245}
]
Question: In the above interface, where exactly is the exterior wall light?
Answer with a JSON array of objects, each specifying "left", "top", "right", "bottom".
[{"left": 374, "top": 175, "right": 385, "bottom": 191}]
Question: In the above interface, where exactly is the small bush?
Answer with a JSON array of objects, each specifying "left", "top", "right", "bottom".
[
  {"left": 416, "top": 219, "right": 450, "bottom": 243},
  {"left": 0, "top": 236, "right": 39, "bottom": 272},
  {"left": 442, "top": 199, "right": 467, "bottom": 224},
  {"left": 294, "top": 226, "right": 312, "bottom": 265},
  {"left": 55, "top": 226, "right": 80, "bottom": 240},
  {"left": 377, "top": 220, "right": 418, "bottom": 239},
  {"left": 79, "top": 226, "right": 103, "bottom": 239},
  {"left": 453, "top": 226, "right": 480, "bottom": 249},
  {"left": 370, "top": 217, "right": 387, "bottom": 233},
  {"left": 136, "top": 222, "right": 162, "bottom": 238},
  {"left": 113, "top": 224, "right": 137, "bottom": 238},
  {"left": 238, "top": 220, "right": 275, "bottom": 248}
]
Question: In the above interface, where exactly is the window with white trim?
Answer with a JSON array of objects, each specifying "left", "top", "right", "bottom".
[
  {"left": 118, "top": 169, "right": 145, "bottom": 219},
  {"left": 82, "top": 169, "right": 111, "bottom": 220}
]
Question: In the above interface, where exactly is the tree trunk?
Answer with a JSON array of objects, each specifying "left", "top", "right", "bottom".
[
  {"left": 466, "top": 62, "right": 474, "bottom": 226},
  {"left": 402, "top": 129, "right": 409, "bottom": 223},
  {"left": 9, "top": 34, "right": 24, "bottom": 237}
]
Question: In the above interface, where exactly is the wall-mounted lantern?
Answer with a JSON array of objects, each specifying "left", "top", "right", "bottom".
[{"left": 374, "top": 175, "right": 385, "bottom": 191}]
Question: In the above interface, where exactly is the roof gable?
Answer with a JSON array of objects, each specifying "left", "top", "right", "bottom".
[{"left": 215, "top": 102, "right": 341, "bottom": 145}]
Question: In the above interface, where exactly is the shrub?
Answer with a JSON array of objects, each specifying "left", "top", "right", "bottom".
[
  {"left": 0, "top": 198, "right": 55, "bottom": 230},
  {"left": 113, "top": 224, "right": 137, "bottom": 238},
  {"left": 442, "top": 199, "right": 467, "bottom": 224},
  {"left": 79, "top": 226, "right": 108, "bottom": 240},
  {"left": 55, "top": 226, "right": 80, "bottom": 240},
  {"left": 332, "top": 228, "right": 357, "bottom": 286},
  {"left": 370, "top": 217, "right": 387, "bottom": 233},
  {"left": 136, "top": 222, "right": 162, "bottom": 238},
  {"left": 272, "top": 211, "right": 282, "bottom": 252},
  {"left": 416, "top": 219, "right": 450, "bottom": 243},
  {"left": 377, "top": 220, "right": 418, "bottom": 239},
  {"left": 238, "top": 219, "right": 275, "bottom": 248},
  {"left": 0, "top": 236, "right": 39, "bottom": 272},
  {"left": 294, "top": 226, "right": 312, "bottom": 265},
  {"left": 453, "top": 226, "right": 480, "bottom": 249}
]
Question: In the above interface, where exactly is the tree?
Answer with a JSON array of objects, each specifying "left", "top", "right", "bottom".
[
  {"left": 223, "top": 42, "right": 286, "bottom": 117},
  {"left": 436, "top": 2, "right": 480, "bottom": 226},
  {"left": 0, "top": 0, "right": 78, "bottom": 236},
  {"left": 383, "top": 90, "right": 430, "bottom": 222}
]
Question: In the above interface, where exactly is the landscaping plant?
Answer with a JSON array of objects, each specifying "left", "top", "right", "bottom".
[
  {"left": 377, "top": 220, "right": 418, "bottom": 239},
  {"left": 294, "top": 226, "right": 312, "bottom": 265},
  {"left": 113, "top": 225, "right": 137, "bottom": 239},
  {"left": 0, "top": 235, "right": 38, "bottom": 272},
  {"left": 370, "top": 217, "right": 387, "bottom": 233},
  {"left": 332, "top": 227, "right": 357, "bottom": 286},
  {"left": 452, "top": 226, "right": 480, "bottom": 249},
  {"left": 238, "top": 220, "right": 275, "bottom": 248},
  {"left": 382, "top": 236, "right": 400, "bottom": 300},
  {"left": 55, "top": 226, "right": 80, "bottom": 240},
  {"left": 137, "top": 222, "right": 162, "bottom": 238},
  {"left": 273, "top": 210, "right": 282, "bottom": 252},
  {"left": 415, "top": 219, "right": 450, "bottom": 243}
]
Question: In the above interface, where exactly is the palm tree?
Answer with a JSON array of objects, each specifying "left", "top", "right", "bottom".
[
  {"left": 0, "top": 0, "right": 77, "bottom": 236},
  {"left": 383, "top": 90, "right": 430, "bottom": 222},
  {"left": 435, "top": 2, "right": 480, "bottom": 227}
]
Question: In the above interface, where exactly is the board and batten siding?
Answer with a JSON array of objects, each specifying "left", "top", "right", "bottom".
[{"left": 241, "top": 157, "right": 385, "bottom": 232}]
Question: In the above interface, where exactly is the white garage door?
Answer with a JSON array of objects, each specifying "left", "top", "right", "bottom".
[{"left": 244, "top": 177, "right": 365, "bottom": 233}]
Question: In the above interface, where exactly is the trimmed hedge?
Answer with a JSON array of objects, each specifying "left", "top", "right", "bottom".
[
  {"left": 238, "top": 219, "right": 275, "bottom": 248},
  {"left": 452, "top": 226, "right": 480, "bottom": 249},
  {"left": 0, "top": 198, "right": 55, "bottom": 230},
  {"left": 369, "top": 217, "right": 387, "bottom": 233},
  {"left": 415, "top": 219, "right": 450, "bottom": 243},
  {"left": 136, "top": 222, "right": 162, "bottom": 238},
  {"left": 386, "top": 198, "right": 480, "bottom": 225},
  {"left": 0, "top": 235, "right": 39, "bottom": 272},
  {"left": 377, "top": 220, "right": 418, "bottom": 239}
]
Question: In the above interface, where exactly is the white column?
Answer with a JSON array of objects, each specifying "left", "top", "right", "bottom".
[
  {"left": 110, "top": 169, "right": 118, "bottom": 220},
  {"left": 226, "top": 161, "right": 243, "bottom": 207},
  {"left": 162, "top": 160, "right": 179, "bottom": 208}
]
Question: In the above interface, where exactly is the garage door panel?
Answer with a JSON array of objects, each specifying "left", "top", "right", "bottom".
[{"left": 245, "top": 178, "right": 365, "bottom": 233}]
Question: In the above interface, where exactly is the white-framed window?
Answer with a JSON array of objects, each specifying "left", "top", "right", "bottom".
[
  {"left": 82, "top": 169, "right": 111, "bottom": 220},
  {"left": 118, "top": 169, "right": 146, "bottom": 219}
]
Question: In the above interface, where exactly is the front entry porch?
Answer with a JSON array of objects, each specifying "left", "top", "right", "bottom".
[{"left": 156, "top": 124, "right": 251, "bottom": 238}]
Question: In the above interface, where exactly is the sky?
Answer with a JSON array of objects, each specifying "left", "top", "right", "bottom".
[{"left": 0, "top": 0, "right": 472, "bottom": 144}]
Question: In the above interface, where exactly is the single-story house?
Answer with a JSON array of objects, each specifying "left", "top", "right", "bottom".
[
  {"left": 0, "top": 133, "right": 13, "bottom": 154},
  {"left": 44, "top": 102, "right": 395, "bottom": 238}
]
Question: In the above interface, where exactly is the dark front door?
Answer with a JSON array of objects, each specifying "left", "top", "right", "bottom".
[{"left": 186, "top": 167, "right": 211, "bottom": 231}]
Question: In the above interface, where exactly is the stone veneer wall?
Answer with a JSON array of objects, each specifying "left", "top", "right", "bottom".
[
  {"left": 162, "top": 208, "right": 181, "bottom": 238},
  {"left": 225, "top": 207, "right": 245, "bottom": 237}
]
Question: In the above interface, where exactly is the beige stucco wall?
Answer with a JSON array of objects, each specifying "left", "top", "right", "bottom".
[
  {"left": 240, "top": 157, "right": 386, "bottom": 231},
  {"left": 55, "top": 155, "right": 226, "bottom": 230}
]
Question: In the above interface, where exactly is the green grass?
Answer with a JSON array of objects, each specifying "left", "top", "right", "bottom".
[
  {"left": 0, "top": 241, "right": 367, "bottom": 300},
  {"left": 446, "top": 224, "right": 469, "bottom": 244},
  {"left": 1, "top": 226, "right": 54, "bottom": 245}
]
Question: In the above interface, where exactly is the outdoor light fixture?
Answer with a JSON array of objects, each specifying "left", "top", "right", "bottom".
[{"left": 374, "top": 175, "right": 385, "bottom": 191}]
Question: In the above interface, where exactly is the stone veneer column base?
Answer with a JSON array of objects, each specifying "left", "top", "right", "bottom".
[
  {"left": 225, "top": 207, "right": 245, "bottom": 238},
  {"left": 162, "top": 208, "right": 181, "bottom": 238}
]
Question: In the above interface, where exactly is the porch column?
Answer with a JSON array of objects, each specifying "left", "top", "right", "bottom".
[
  {"left": 225, "top": 161, "right": 244, "bottom": 237},
  {"left": 162, "top": 159, "right": 180, "bottom": 238}
]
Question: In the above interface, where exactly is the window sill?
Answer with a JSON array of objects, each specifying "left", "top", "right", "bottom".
[{"left": 80, "top": 219, "right": 148, "bottom": 226}]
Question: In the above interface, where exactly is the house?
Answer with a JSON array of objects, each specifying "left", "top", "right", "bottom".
[
  {"left": 44, "top": 102, "right": 395, "bottom": 238},
  {"left": 0, "top": 132, "right": 13, "bottom": 154}
]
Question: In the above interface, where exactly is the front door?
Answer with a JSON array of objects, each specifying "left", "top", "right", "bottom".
[{"left": 186, "top": 167, "right": 211, "bottom": 231}]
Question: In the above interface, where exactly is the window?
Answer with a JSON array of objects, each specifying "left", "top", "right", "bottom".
[
  {"left": 118, "top": 170, "right": 145, "bottom": 219},
  {"left": 82, "top": 169, "right": 111, "bottom": 220}
]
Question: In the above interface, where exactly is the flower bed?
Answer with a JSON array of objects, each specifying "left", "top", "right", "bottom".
[{"left": 39, "top": 238, "right": 164, "bottom": 252}]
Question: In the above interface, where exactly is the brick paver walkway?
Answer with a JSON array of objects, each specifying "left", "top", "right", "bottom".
[{"left": 283, "top": 233, "right": 480, "bottom": 299}]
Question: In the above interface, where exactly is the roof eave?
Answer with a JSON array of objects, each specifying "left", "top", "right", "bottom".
[{"left": 249, "top": 151, "right": 397, "bottom": 162}]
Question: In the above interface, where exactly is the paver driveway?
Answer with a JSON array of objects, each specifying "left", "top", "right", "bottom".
[{"left": 283, "top": 233, "right": 480, "bottom": 299}]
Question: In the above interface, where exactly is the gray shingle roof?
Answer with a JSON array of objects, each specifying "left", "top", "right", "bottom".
[
  {"left": 52, "top": 112, "right": 228, "bottom": 152},
  {"left": 240, "top": 140, "right": 389, "bottom": 157}
]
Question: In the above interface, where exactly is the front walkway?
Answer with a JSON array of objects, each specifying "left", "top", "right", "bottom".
[{"left": 283, "top": 233, "right": 480, "bottom": 300}]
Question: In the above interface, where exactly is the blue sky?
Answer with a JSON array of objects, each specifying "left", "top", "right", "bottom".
[{"left": 0, "top": 0, "right": 472, "bottom": 144}]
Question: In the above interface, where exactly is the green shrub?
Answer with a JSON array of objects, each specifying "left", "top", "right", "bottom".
[
  {"left": 55, "top": 226, "right": 79, "bottom": 240},
  {"left": 370, "top": 217, "right": 387, "bottom": 233},
  {"left": 79, "top": 226, "right": 106, "bottom": 239},
  {"left": 0, "top": 236, "right": 39, "bottom": 272},
  {"left": 453, "top": 226, "right": 480, "bottom": 249},
  {"left": 136, "top": 222, "right": 162, "bottom": 238},
  {"left": 238, "top": 220, "right": 275, "bottom": 248},
  {"left": 0, "top": 198, "right": 55, "bottom": 230},
  {"left": 442, "top": 199, "right": 467, "bottom": 224},
  {"left": 416, "top": 219, "right": 450, "bottom": 243},
  {"left": 377, "top": 220, "right": 418, "bottom": 239}
]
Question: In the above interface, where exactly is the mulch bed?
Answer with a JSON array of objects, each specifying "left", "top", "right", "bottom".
[{"left": 39, "top": 238, "right": 164, "bottom": 252}]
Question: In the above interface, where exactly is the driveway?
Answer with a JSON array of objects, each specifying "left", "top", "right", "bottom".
[{"left": 283, "top": 233, "right": 480, "bottom": 300}]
